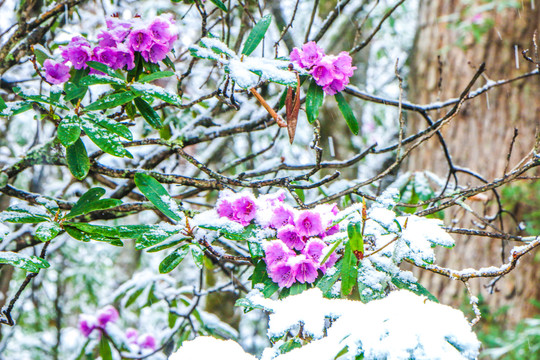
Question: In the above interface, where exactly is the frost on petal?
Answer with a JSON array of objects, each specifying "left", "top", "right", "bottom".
[
  {"left": 296, "top": 211, "right": 323, "bottom": 237},
  {"left": 290, "top": 255, "right": 318, "bottom": 284},
  {"left": 269, "top": 205, "right": 295, "bottom": 229},
  {"left": 264, "top": 240, "right": 293, "bottom": 266},
  {"left": 96, "top": 305, "right": 119, "bottom": 327},
  {"left": 268, "top": 261, "right": 296, "bottom": 288},
  {"left": 79, "top": 314, "right": 98, "bottom": 337},
  {"left": 232, "top": 194, "right": 257, "bottom": 226},
  {"left": 277, "top": 225, "right": 305, "bottom": 250},
  {"left": 302, "top": 238, "right": 326, "bottom": 262}
]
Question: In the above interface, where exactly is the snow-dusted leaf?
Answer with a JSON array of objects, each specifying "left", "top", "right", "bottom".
[
  {"left": 138, "top": 71, "right": 175, "bottom": 83},
  {"left": 14, "top": 87, "right": 68, "bottom": 110},
  {"left": 0, "top": 251, "right": 50, "bottom": 272},
  {"left": 80, "top": 74, "right": 125, "bottom": 86},
  {"left": 35, "top": 222, "right": 62, "bottom": 242},
  {"left": 159, "top": 245, "right": 190, "bottom": 273},
  {"left": 134, "top": 173, "right": 183, "bottom": 222},
  {"left": 66, "top": 138, "right": 90, "bottom": 180},
  {"left": 340, "top": 241, "right": 358, "bottom": 297},
  {"left": 0, "top": 206, "right": 50, "bottom": 223},
  {"left": 87, "top": 113, "right": 132, "bottom": 140},
  {"left": 80, "top": 116, "right": 131, "bottom": 158},
  {"left": 84, "top": 91, "right": 136, "bottom": 111},
  {"left": 86, "top": 61, "right": 124, "bottom": 80},
  {"left": 131, "top": 83, "right": 182, "bottom": 106},
  {"left": 58, "top": 115, "right": 81, "bottom": 147},
  {"left": 190, "top": 244, "right": 204, "bottom": 269}
]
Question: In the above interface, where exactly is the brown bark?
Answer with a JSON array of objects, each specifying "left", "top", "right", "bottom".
[{"left": 408, "top": 0, "right": 540, "bottom": 323}]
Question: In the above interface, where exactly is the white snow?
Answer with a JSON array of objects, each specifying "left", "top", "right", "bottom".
[{"left": 170, "top": 336, "right": 257, "bottom": 360}]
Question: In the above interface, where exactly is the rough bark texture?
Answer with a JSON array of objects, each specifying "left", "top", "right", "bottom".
[{"left": 408, "top": 0, "right": 540, "bottom": 323}]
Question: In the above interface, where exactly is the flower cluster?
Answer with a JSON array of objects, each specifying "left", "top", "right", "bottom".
[
  {"left": 78, "top": 305, "right": 119, "bottom": 337},
  {"left": 43, "top": 15, "right": 176, "bottom": 84},
  {"left": 126, "top": 328, "right": 157, "bottom": 353},
  {"left": 290, "top": 41, "right": 356, "bottom": 95},
  {"left": 216, "top": 191, "right": 339, "bottom": 288}
]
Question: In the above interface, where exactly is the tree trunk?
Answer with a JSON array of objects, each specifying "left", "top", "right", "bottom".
[{"left": 408, "top": 0, "right": 540, "bottom": 323}]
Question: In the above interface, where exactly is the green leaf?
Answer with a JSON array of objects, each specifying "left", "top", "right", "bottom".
[
  {"left": 14, "top": 87, "right": 68, "bottom": 110},
  {"left": 289, "top": 282, "right": 307, "bottom": 296},
  {"left": 335, "top": 92, "right": 359, "bottom": 135},
  {"left": 138, "top": 71, "right": 175, "bottom": 83},
  {"left": 316, "top": 261, "right": 342, "bottom": 297},
  {"left": 134, "top": 173, "right": 182, "bottom": 221},
  {"left": 0, "top": 96, "right": 7, "bottom": 112},
  {"left": 347, "top": 221, "right": 364, "bottom": 260},
  {"left": 35, "top": 222, "right": 62, "bottom": 242},
  {"left": 163, "top": 56, "right": 176, "bottom": 71},
  {"left": 58, "top": 115, "right": 81, "bottom": 147},
  {"left": 86, "top": 61, "right": 124, "bottom": 80},
  {"left": 81, "top": 116, "right": 130, "bottom": 157},
  {"left": 159, "top": 245, "right": 190, "bottom": 273},
  {"left": 66, "top": 138, "right": 90, "bottom": 180},
  {"left": 0, "top": 251, "right": 50, "bottom": 272},
  {"left": 33, "top": 45, "right": 51, "bottom": 66},
  {"left": 64, "top": 83, "right": 88, "bottom": 102},
  {"left": 64, "top": 224, "right": 124, "bottom": 246},
  {"left": 145, "top": 236, "right": 187, "bottom": 253},
  {"left": 209, "top": 0, "right": 228, "bottom": 11},
  {"left": 0, "top": 208, "right": 49, "bottom": 223},
  {"left": 133, "top": 97, "right": 163, "bottom": 129},
  {"left": 190, "top": 244, "right": 204, "bottom": 269},
  {"left": 341, "top": 241, "right": 358, "bottom": 297},
  {"left": 66, "top": 187, "right": 122, "bottom": 219},
  {"left": 84, "top": 91, "right": 136, "bottom": 112},
  {"left": 198, "top": 223, "right": 256, "bottom": 241},
  {"left": 125, "top": 286, "right": 145, "bottom": 308},
  {"left": 306, "top": 79, "right": 324, "bottom": 124},
  {"left": 248, "top": 240, "right": 264, "bottom": 259},
  {"left": 99, "top": 336, "right": 113, "bottom": 360},
  {"left": 87, "top": 114, "right": 133, "bottom": 140},
  {"left": 131, "top": 83, "right": 182, "bottom": 106},
  {"left": 241, "top": 14, "right": 272, "bottom": 56},
  {"left": 80, "top": 74, "right": 125, "bottom": 86}
]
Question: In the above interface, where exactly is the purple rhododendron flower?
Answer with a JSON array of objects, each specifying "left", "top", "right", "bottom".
[
  {"left": 142, "top": 42, "right": 170, "bottom": 63},
  {"left": 79, "top": 314, "right": 98, "bottom": 337},
  {"left": 61, "top": 37, "right": 93, "bottom": 70},
  {"left": 93, "top": 46, "right": 118, "bottom": 68},
  {"left": 112, "top": 44, "right": 136, "bottom": 70},
  {"left": 268, "top": 261, "right": 296, "bottom": 288},
  {"left": 96, "top": 305, "right": 119, "bottom": 327},
  {"left": 43, "top": 59, "right": 71, "bottom": 84},
  {"left": 291, "top": 255, "right": 318, "bottom": 284},
  {"left": 231, "top": 195, "right": 257, "bottom": 225},
  {"left": 264, "top": 240, "right": 293, "bottom": 266},
  {"left": 302, "top": 238, "right": 326, "bottom": 262},
  {"left": 290, "top": 41, "right": 324, "bottom": 69},
  {"left": 310, "top": 56, "right": 335, "bottom": 86},
  {"left": 277, "top": 224, "right": 305, "bottom": 251},
  {"left": 217, "top": 198, "right": 235, "bottom": 220},
  {"left": 296, "top": 211, "right": 323, "bottom": 237},
  {"left": 269, "top": 205, "right": 295, "bottom": 229},
  {"left": 323, "top": 77, "right": 349, "bottom": 95},
  {"left": 148, "top": 16, "right": 176, "bottom": 45},
  {"left": 128, "top": 28, "right": 153, "bottom": 52},
  {"left": 138, "top": 333, "right": 157, "bottom": 350}
]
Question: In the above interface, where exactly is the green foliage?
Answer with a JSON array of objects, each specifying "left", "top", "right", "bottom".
[
  {"left": 242, "top": 14, "right": 272, "bottom": 56},
  {"left": 335, "top": 92, "right": 359, "bottom": 135},
  {"left": 501, "top": 181, "right": 540, "bottom": 236}
]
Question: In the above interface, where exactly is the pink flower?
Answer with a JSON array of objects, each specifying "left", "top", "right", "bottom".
[
  {"left": 320, "top": 251, "right": 338, "bottom": 273},
  {"left": 97, "top": 305, "right": 119, "bottom": 327},
  {"left": 310, "top": 56, "right": 335, "bottom": 86},
  {"left": 61, "top": 36, "right": 93, "bottom": 70},
  {"left": 295, "top": 211, "right": 323, "bottom": 237},
  {"left": 141, "top": 42, "right": 170, "bottom": 63},
  {"left": 323, "top": 77, "right": 349, "bottom": 95},
  {"left": 93, "top": 46, "right": 118, "bottom": 68},
  {"left": 291, "top": 255, "right": 318, "bottom": 284},
  {"left": 264, "top": 240, "right": 294, "bottom": 266},
  {"left": 43, "top": 59, "right": 71, "bottom": 84},
  {"left": 332, "top": 52, "right": 356, "bottom": 79},
  {"left": 79, "top": 314, "right": 98, "bottom": 337},
  {"left": 128, "top": 28, "right": 153, "bottom": 52},
  {"left": 268, "top": 261, "right": 296, "bottom": 288},
  {"left": 126, "top": 328, "right": 139, "bottom": 342},
  {"left": 138, "top": 333, "right": 157, "bottom": 350},
  {"left": 290, "top": 41, "right": 325, "bottom": 69},
  {"left": 148, "top": 16, "right": 176, "bottom": 45},
  {"left": 112, "top": 44, "right": 135, "bottom": 70},
  {"left": 302, "top": 238, "right": 326, "bottom": 262},
  {"left": 277, "top": 224, "right": 305, "bottom": 251},
  {"left": 231, "top": 195, "right": 257, "bottom": 225},
  {"left": 217, "top": 198, "right": 235, "bottom": 220},
  {"left": 269, "top": 205, "right": 295, "bottom": 229}
]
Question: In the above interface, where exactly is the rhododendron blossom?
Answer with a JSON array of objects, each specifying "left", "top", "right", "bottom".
[
  {"left": 290, "top": 42, "right": 356, "bottom": 95},
  {"left": 78, "top": 305, "right": 119, "bottom": 337},
  {"left": 43, "top": 59, "right": 71, "bottom": 84}
]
